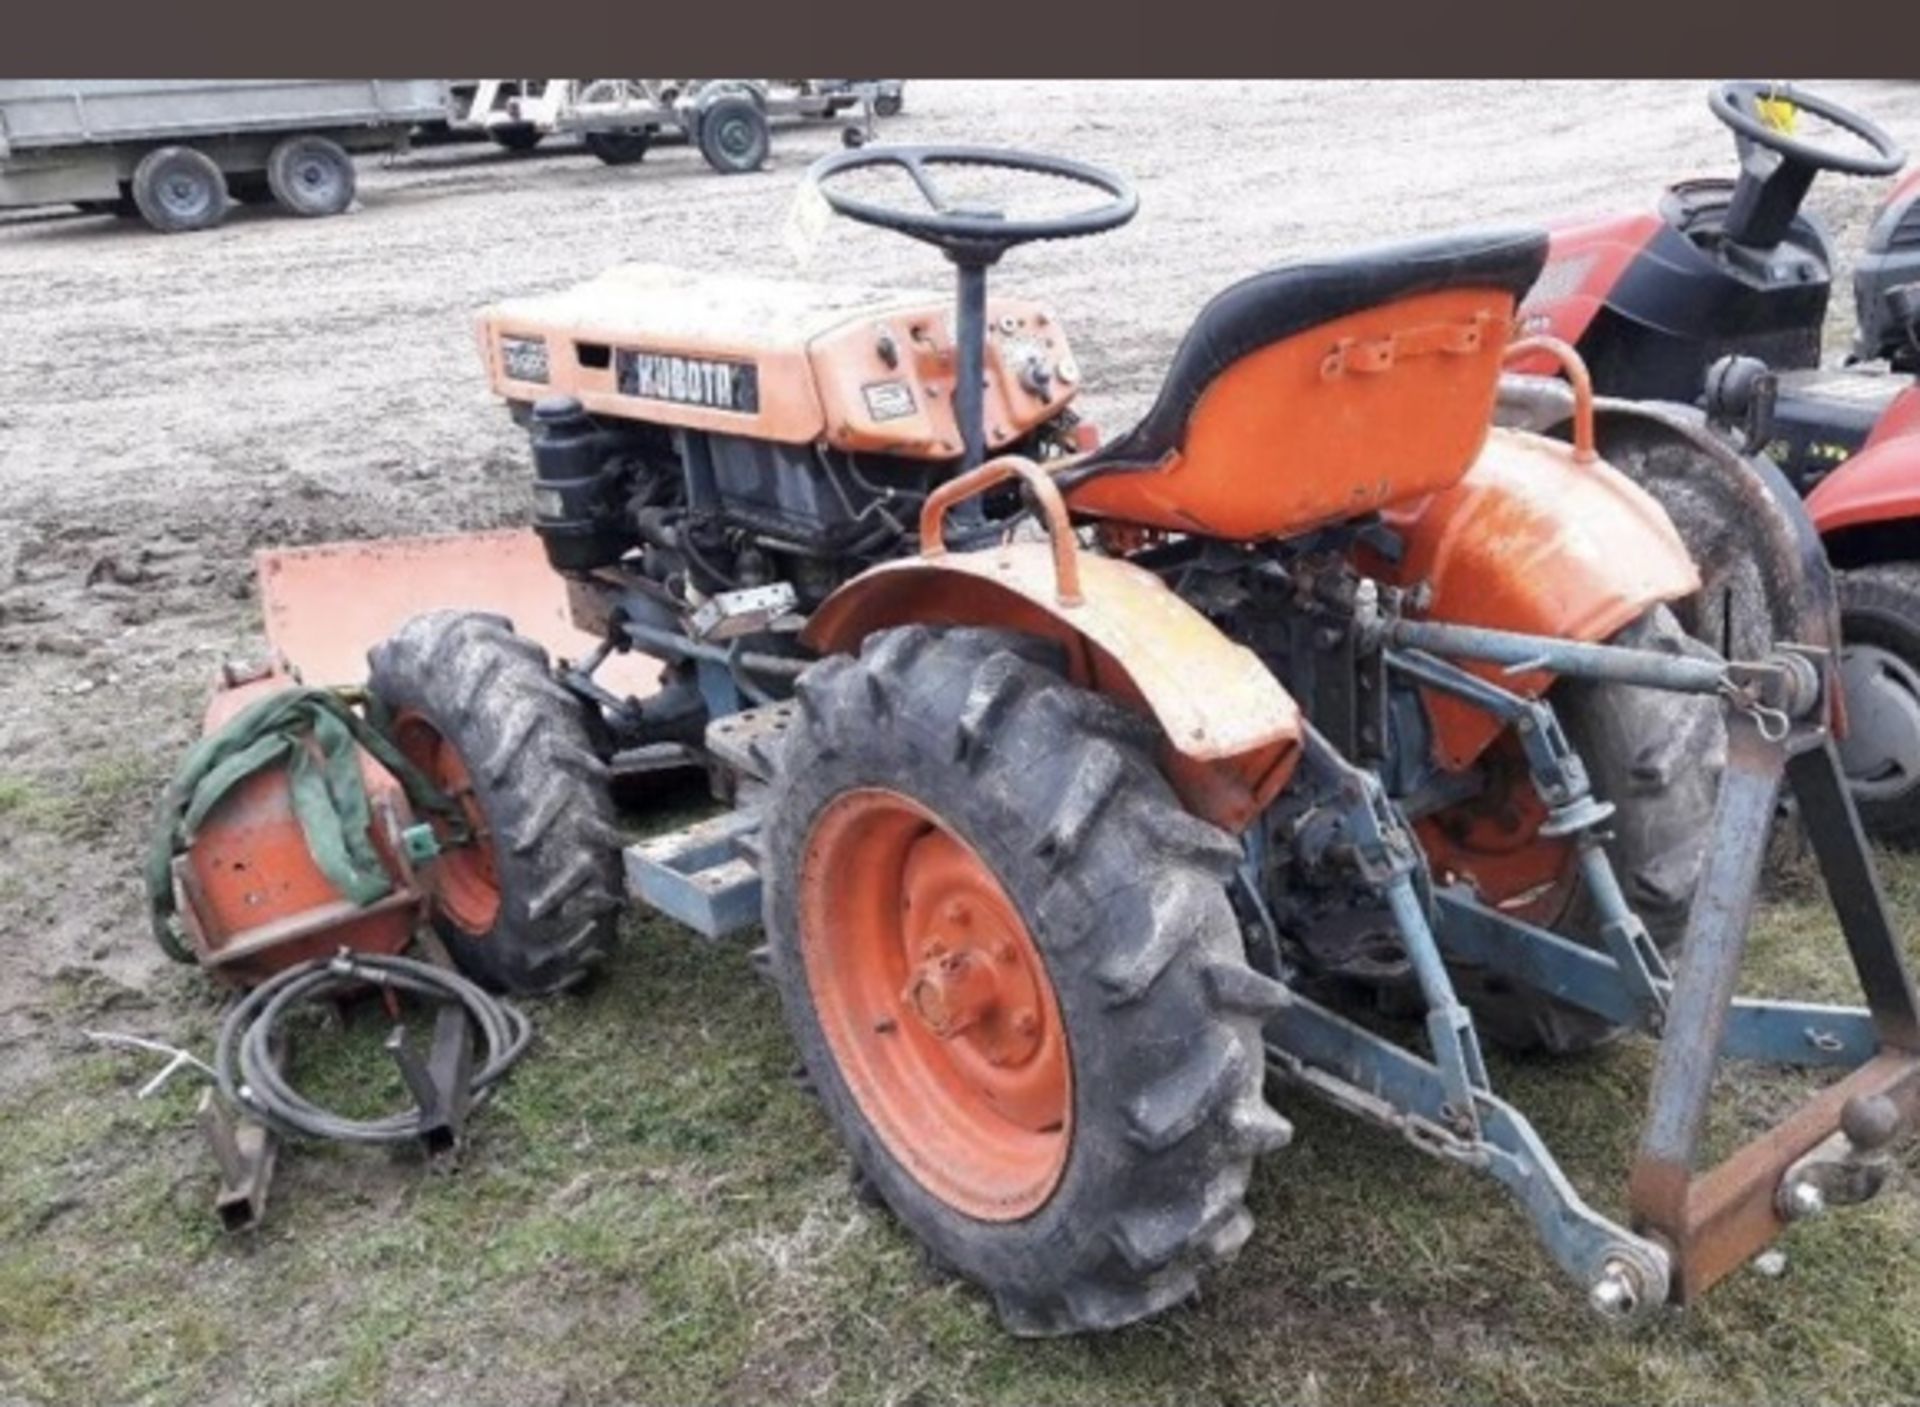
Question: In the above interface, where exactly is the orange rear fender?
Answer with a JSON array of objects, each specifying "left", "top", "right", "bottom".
[
  {"left": 802, "top": 545, "right": 1303, "bottom": 833},
  {"left": 1376, "top": 427, "right": 1701, "bottom": 769}
]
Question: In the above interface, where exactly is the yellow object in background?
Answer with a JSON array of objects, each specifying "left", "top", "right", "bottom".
[{"left": 1758, "top": 93, "right": 1799, "bottom": 134}]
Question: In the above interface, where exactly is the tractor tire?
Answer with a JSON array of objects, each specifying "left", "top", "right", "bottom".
[
  {"left": 129, "top": 146, "right": 229, "bottom": 233},
  {"left": 367, "top": 610, "right": 623, "bottom": 996},
  {"left": 266, "top": 135, "right": 356, "bottom": 217},
  {"left": 1836, "top": 563, "right": 1920, "bottom": 847},
  {"left": 695, "top": 95, "right": 770, "bottom": 174},
  {"left": 489, "top": 123, "right": 545, "bottom": 153},
  {"left": 762, "top": 626, "right": 1292, "bottom": 1336},
  {"left": 1455, "top": 607, "right": 1726, "bottom": 1054}
]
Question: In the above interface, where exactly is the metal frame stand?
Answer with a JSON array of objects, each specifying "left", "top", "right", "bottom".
[{"left": 1262, "top": 628, "right": 1920, "bottom": 1319}]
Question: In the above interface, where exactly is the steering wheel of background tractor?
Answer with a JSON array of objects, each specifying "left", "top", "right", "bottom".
[
  {"left": 1709, "top": 81, "right": 1907, "bottom": 248},
  {"left": 805, "top": 146, "right": 1138, "bottom": 471}
]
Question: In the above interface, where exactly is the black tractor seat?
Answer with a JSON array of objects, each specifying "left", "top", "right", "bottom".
[{"left": 1074, "top": 229, "right": 1550, "bottom": 476}]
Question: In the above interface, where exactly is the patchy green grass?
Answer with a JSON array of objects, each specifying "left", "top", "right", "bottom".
[
  {"left": 0, "top": 751, "right": 161, "bottom": 844},
  {"left": 7, "top": 854, "right": 1920, "bottom": 1406}
]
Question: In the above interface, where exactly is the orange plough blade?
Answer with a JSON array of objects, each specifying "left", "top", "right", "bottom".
[{"left": 255, "top": 529, "right": 660, "bottom": 696}]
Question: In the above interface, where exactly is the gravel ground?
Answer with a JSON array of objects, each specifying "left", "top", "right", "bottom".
[{"left": 4, "top": 80, "right": 1920, "bottom": 1406}]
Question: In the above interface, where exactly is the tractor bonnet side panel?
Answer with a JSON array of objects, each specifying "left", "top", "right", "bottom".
[
  {"left": 1377, "top": 427, "right": 1701, "bottom": 769},
  {"left": 477, "top": 261, "right": 1076, "bottom": 460}
]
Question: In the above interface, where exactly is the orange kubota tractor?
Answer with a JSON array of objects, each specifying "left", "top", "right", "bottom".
[{"left": 188, "top": 147, "right": 1920, "bottom": 1331}]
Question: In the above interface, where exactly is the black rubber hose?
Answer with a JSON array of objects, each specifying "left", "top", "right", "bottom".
[{"left": 213, "top": 952, "right": 531, "bottom": 1145}]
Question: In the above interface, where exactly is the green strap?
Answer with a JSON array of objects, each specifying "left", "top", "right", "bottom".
[{"left": 146, "top": 687, "right": 464, "bottom": 963}]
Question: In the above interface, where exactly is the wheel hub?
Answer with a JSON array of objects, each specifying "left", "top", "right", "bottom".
[
  {"left": 1838, "top": 642, "right": 1920, "bottom": 800},
  {"left": 390, "top": 711, "right": 499, "bottom": 933},
  {"left": 799, "top": 788, "right": 1070, "bottom": 1220}
]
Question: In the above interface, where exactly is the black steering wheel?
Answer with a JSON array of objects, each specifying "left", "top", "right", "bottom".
[
  {"left": 805, "top": 145, "right": 1138, "bottom": 266},
  {"left": 1710, "top": 81, "right": 1905, "bottom": 178}
]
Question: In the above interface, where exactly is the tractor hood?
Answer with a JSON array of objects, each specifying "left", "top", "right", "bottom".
[{"left": 476, "top": 262, "right": 1081, "bottom": 458}]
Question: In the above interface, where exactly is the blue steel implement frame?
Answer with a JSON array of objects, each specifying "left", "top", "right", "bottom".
[{"left": 621, "top": 584, "right": 1920, "bottom": 1322}]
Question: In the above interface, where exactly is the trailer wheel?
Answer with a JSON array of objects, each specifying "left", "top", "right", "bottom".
[
  {"left": 489, "top": 123, "right": 544, "bottom": 153},
  {"left": 266, "top": 135, "right": 356, "bottom": 217},
  {"left": 130, "top": 146, "right": 229, "bottom": 233},
  {"left": 1435, "top": 608, "right": 1726, "bottom": 1053},
  {"left": 584, "top": 127, "right": 654, "bottom": 166},
  {"left": 367, "top": 611, "right": 623, "bottom": 996},
  {"left": 696, "top": 95, "right": 770, "bottom": 174},
  {"left": 763, "top": 627, "right": 1292, "bottom": 1335},
  {"left": 874, "top": 91, "right": 904, "bottom": 118},
  {"left": 1837, "top": 563, "right": 1920, "bottom": 847}
]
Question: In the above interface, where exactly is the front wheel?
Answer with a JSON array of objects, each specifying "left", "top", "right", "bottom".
[
  {"left": 762, "top": 627, "right": 1292, "bottom": 1335},
  {"left": 367, "top": 611, "right": 623, "bottom": 995},
  {"left": 1837, "top": 563, "right": 1920, "bottom": 847},
  {"left": 130, "top": 146, "right": 229, "bottom": 233}
]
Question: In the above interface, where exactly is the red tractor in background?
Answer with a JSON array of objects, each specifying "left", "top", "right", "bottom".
[{"left": 1511, "top": 80, "right": 1920, "bottom": 843}]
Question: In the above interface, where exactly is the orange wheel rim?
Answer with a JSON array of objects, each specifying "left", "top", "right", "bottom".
[
  {"left": 391, "top": 711, "right": 500, "bottom": 934},
  {"left": 799, "top": 789, "right": 1071, "bottom": 1221}
]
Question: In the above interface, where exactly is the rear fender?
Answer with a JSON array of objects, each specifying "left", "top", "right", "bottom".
[
  {"left": 1499, "top": 385, "right": 1841, "bottom": 647},
  {"left": 1376, "top": 427, "right": 1699, "bottom": 769},
  {"left": 802, "top": 544, "right": 1303, "bottom": 832},
  {"left": 1808, "top": 430, "right": 1920, "bottom": 538}
]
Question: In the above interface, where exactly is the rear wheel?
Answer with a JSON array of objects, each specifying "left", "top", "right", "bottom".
[
  {"left": 266, "top": 135, "right": 356, "bottom": 217},
  {"left": 1427, "top": 608, "right": 1725, "bottom": 1053},
  {"left": 367, "top": 611, "right": 622, "bottom": 995},
  {"left": 1837, "top": 563, "right": 1920, "bottom": 847},
  {"left": 763, "top": 627, "right": 1292, "bottom": 1335},
  {"left": 130, "top": 146, "right": 229, "bottom": 233}
]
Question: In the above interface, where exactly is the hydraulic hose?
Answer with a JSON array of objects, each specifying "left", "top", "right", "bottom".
[{"left": 214, "top": 952, "right": 531, "bottom": 1145}]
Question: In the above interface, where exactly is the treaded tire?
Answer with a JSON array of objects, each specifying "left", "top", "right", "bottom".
[
  {"left": 1837, "top": 563, "right": 1920, "bottom": 847},
  {"left": 130, "top": 146, "right": 229, "bottom": 233},
  {"left": 1456, "top": 607, "right": 1726, "bottom": 1053},
  {"left": 762, "top": 626, "right": 1292, "bottom": 1335},
  {"left": 695, "top": 95, "right": 770, "bottom": 174},
  {"left": 266, "top": 135, "right": 356, "bottom": 217},
  {"left": 367, "top": 610, "right": 622, "bottom": 995}
]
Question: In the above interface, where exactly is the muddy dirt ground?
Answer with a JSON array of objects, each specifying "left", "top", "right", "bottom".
[{"left": 5, "top": 81, "right": 1920, "bottom": 1406}]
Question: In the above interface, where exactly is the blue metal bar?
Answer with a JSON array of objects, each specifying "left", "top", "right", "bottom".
[
  {"left": 1385, "top": 617, "right": 1728, "bottom": 695},
  {"left": 1267, "top": 993, "right": 1671, "bottom": 1316},
  {"left": 1434, "top": 890, "right": 1878, "bottom": 1068}
]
